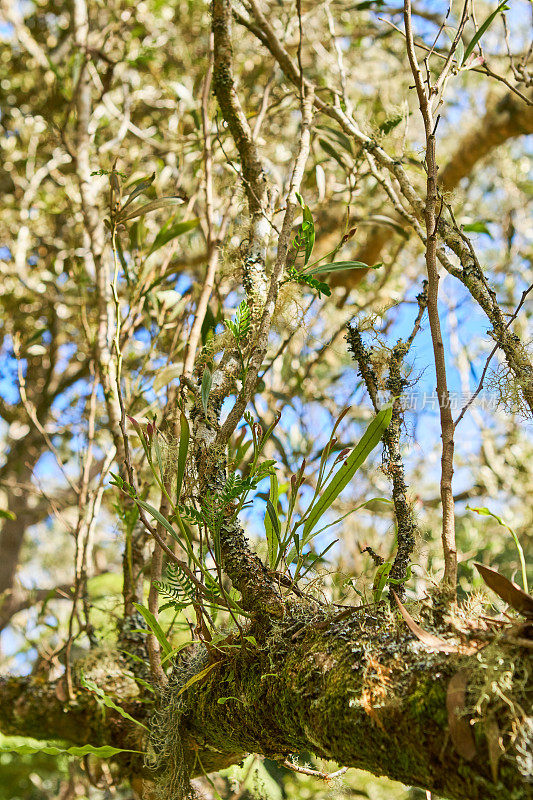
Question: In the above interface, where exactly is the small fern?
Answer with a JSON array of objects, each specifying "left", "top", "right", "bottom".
[
  {"left": 222, "top": 473, "right": 257, "bottom": 501},
  {"left": 225, "top": 300, "right": 250, "bottom": 342},
  {"left": 153, "top": 563, "right": 196, "bottom": 610},
  {"left": 176, "top": 503, "right": 203, "bottom": 525}
]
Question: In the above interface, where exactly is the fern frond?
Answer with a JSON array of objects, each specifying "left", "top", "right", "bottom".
[
  {"left": 153, "top": 563, "right": 196, "bottom": 609},
  {"left": 235, "top": 300, "right": 250, "bottom": 340}
]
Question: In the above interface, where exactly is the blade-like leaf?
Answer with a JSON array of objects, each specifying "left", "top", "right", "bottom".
[
  {"left": 462, "top": 221, "right": 492, "bottom": 237},
  {"left": 134, "top": 498, "right": 180, "bottom": 545},
  {"left": 120, "top": 173, "right": 155, "bottom": 210},
  {"left": 201, "top": 366, "right": 212, "bottom": 416},
  {"left": 176, "top": 412, "right": 189, "bottom": 501},
  {"left": 0, "top": 508, "right": 15, "bottom": 520},
  {"left": 298, "top": 538, "right": 339, "bottom": 580},
  {"left": 0, "top": 742, "right": 141, "bottom": 757},
  {"left": 119, "top": 197, "right": 184, "bottom": 223},
  {"left": 318, "top": 138, "right": 348, "bottom": 168},
  {"left": 175, "top": 661, "right": 221, "bottom": 698},
  {"left": 133, "top": 602, "right": 173, "bottom": 656},
  {"left": 302, "top": 405, "right": 392, "bottom": 541},
  {"left": 317, "top": 125, "right": 354, "bottom": 155},
  {"left": 461, "top": 0, "right": 509, "bottom": 65},
  {"left": 474, "top": 563, "right": 533, "bottom": 618},
  {"left": 302, "top": 261, "right": 381, "bottom": 277},
  {"left": 148, "top": 218, "right": 199, "bottom": 255},
  {"left": 468, "top": 506, "right": 528, "bottom": 592},
  {"left": 80, "top": 675, "right": 148, "bottom": 730},
  {"left": 302, "top": 205, "right": 315, "bottom": 265},
  {"left": 266, "top": 492, "right": 281, "bottom": 568},
  {"left": 373, "top": 561, "right": 392, "bottom": 603}
]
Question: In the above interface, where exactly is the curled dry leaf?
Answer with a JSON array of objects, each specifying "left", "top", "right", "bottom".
[
  {"left": 446, "top": 670, "right": 477, "bottom": 762},
  {"left": 474, "top": 563, "right": 533, "bottom": 619},
  {"left": 391, "top": 591, "right": 478, "bottom": 654}
]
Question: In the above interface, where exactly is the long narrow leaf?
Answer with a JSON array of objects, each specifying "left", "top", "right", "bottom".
[
  {"left": 135, "top": 498, "right": 181, "bottom": 545},
  {"left": 302, "top": 261, "right": 381, "bottom": 277},
  {"left": 133, "top": 602, "right": 172, "bottom": 657},
  {"left": 80, "top": 675, "right": 149, "bottom": 730},
  {"left": 303, "top": 205, "right": 315, "bottom": 264},
  {"left": 302, "top": 405, "right": 392, "bottom": 540},
  {"left": 298, "top": 538, "right": 339, "bottom": 580},
  {"left": 120, "top": 173, "right": 155, "bottom": 210},
  {"left": 175, "top": 661, "right": 221, "bottom": 698},
  {"left": 148, "top": 218, "right": 199, "bottom": 256},
  {"left": 160, "top": 640, "right": 194, "bottom": 665},
  {"left": 176, "top": 412, "right": 189, "bottom": 501},
  {"left": 201, "top": 367, "right": 212, "bottom": 416},
  {"left": 0, "top": 742, "right": 141, "bottom": 757},
  {"left": 119, "top": 197, "right": 184, "bottom": 223},
  {"left": 462, "top": 0, "right": 509, "bottom": 65},
  {"left": 265, "top": 482, "right": 281, "bottom": 568}
]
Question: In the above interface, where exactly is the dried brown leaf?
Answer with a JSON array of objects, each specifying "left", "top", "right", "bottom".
[
  {"left": 392, "top": 591, "right": 477, "bottom": 654},
  {"left": 474, "top": 563, "right": 533, "bottom": 618},
  {"left": 484, "top": 717, "right": 502, "bottom": 783},
  {"left": 446, "top": 670, "right": 477, "bottom": 761}
]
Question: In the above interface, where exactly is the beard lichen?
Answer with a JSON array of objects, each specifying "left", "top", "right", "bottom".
[
  {"left": 463, "top": 638, "right": 532, "bottom": 781},
  {"left": 147, "top": 644, "right": 210, "bottom": 800}
]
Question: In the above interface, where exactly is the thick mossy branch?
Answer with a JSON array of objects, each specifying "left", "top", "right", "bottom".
[
  {"left": 1, "top": 607, "right": 531, "bottom": 800},
  {"left": 170, "top": 604, "right": 531, "bottom": 800}
]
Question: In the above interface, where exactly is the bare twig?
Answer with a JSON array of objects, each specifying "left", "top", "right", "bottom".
[{"left": 404, "top": 0, "right": 457, "bottom": 595}]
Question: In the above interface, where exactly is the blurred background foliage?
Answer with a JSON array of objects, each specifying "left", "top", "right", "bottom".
[{"left": 0, "top": 0, "right": 531, "bottom": 796}]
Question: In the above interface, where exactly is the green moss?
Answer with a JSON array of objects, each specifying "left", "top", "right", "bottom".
[{"left": 408, "top": 678, "right": 447, "bottom": 728}]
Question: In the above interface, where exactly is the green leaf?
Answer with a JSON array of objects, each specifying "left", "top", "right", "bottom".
[
  {"left": 80, "top": 675, "right": 148, "bottom": 730},
  {"left": 201, "top": 305, "right": 217, "bottom": 345},
  {"left": 0, "top": 742, "right": 141, "bottom": 757},
  {"left": 118, "top": 197, "right": 184, "bottom": 223},
  {"left": 462, "top": 221, "right": 492, "bottom": 237},
  {"left": 217, "top": 696, "right": 243, "bottom": 705},
  {"left": 373, "top": 561, "right": 392, "bottom": 603},
  {"left": 148, "top": 218, "right": 199, "bottom": 255},
  {"left": 461, "top": 1, "right": 509, "bottom": 65},
  {"left": 302, "top": 205, "right": 315, "bottom": 265},
  {"left": 0, "top": 508, "right": 16, "bottom": 520},
  {"left": 319, "top": 138, "right": 348, "bottom": 168},
  {"left": 265, "top": 490, "right": 281, "bottom": 568},
  {"left": 133, "top": 602, "right": 173, "bottom": 657},
  {"left": 298, "top": 538, "right": 339, "bottom": 580},
  {"left": 176, "top": 412, "right": 189, "bottom": 501},
  {"left": 201, "top": 366, "right": 212, "bottom": 416},
  {"left": 160, "top": 640, "right": 194, "bottom": 665},
  {"left": 317, "top": 125, "right": 354, "bottom": 155},
  {"left": 120, "top": 173, "right": 155, "bottom": 210},
  {"left": 302, "top": 405, "right": 392, "bottom": 541},
  {"left": 176, "top": 661, "right": 221, "bottom": 698},
  {"left": 468, "top": 505, "right": 528, "bottom": 593},
  {"left": 379, "top": 113, "right": 403, "bottom": 135},
  {"left": 302, "top": 260, "right": 381, "bottom": 277},
  {"left": 135, "top": 498, "right": 180, "bottom": 545}
]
